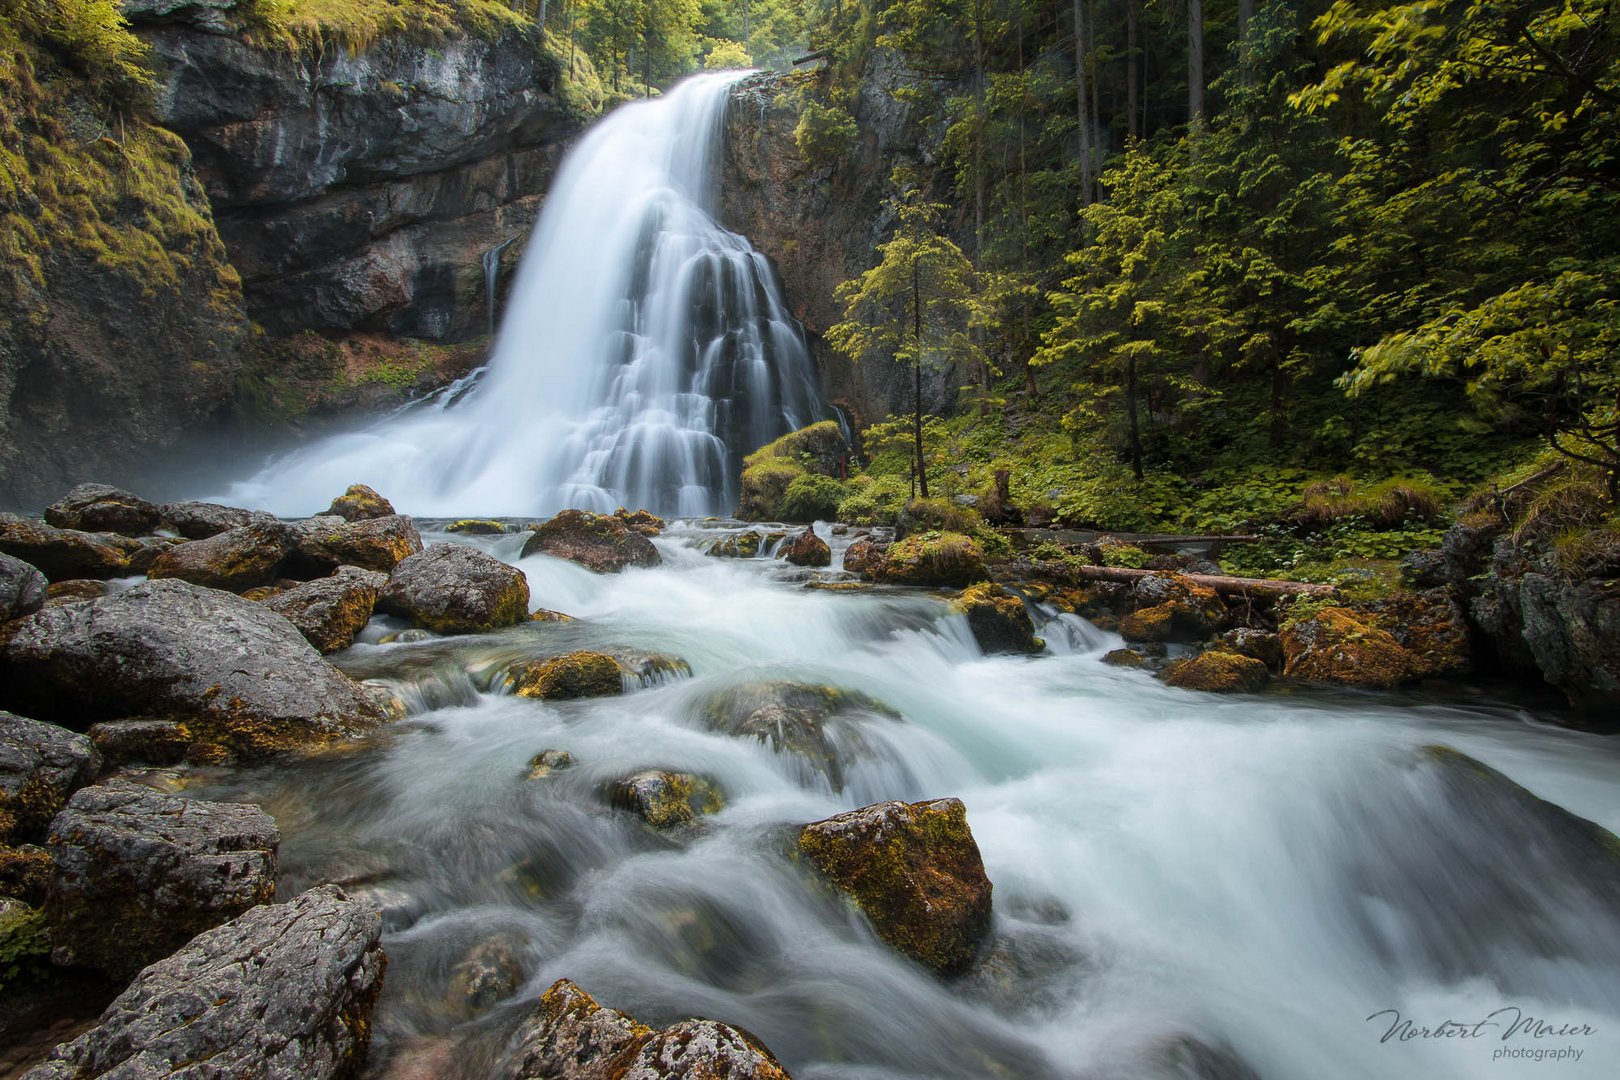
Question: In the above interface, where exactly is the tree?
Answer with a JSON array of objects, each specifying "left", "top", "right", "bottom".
[{"left": 827, "top": 188, "right": 994, "bottom": 498}]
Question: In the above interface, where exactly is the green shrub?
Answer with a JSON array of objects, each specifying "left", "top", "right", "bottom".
[
  {"left": 837, "top": 474, "right": 910, "bottom": 525},
  {"left": 899, "top": 497, "right": 983, "bottom": 537},
  {"left": 794, "top": 99, "right": 858, "bottom": 166},
  {"left": 780, "top": 474, "right": 845, "bottom": 522},
  {"left": 1097, "top": 538, "right": 1150, "bottom": 569},
  {"left": 1295, "top": 474, "right": 1448, "bottom": 531}
]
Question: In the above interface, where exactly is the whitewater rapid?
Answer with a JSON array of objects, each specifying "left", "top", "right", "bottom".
[
  {"left": 184, "top": 523, "right": 1620, "bottom": 1080},
  {"left": 220, "top": 73, "right": 824, "bottom": 518}
]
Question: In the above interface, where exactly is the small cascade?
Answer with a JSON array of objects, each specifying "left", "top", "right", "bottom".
[
  {"left": 219, "top": 72, "right": 827, "bottom": 518},
  {"left": 482, "top": 237, "right": 517, "bottom": 337}
]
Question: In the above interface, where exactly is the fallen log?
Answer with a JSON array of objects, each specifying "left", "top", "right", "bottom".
[
  {"left": 1066, "top": 564, "right": 1337, "bottom": 599},
  {"left": 793, "top": 49, "right": 832, "bottom": 66}
]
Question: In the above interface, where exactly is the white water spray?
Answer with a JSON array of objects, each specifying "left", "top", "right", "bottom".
[{"left": 220, "top": 73, "right": 824, "bottom": 517}]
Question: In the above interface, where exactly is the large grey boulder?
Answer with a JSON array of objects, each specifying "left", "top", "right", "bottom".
[
  {"left": 0, "top": 713, "right": 100, "bottom": 845},
  {"left": 24, "top": 884, "right": 384, "bottom": 1080},
  {"left": 0, "top": 515, "right": 147, "bottom": 581},
  {"left": 264, "top": 566, "right": 387, "bottom": 652},
  {"left": 377, "top": 543, "right": 529, "bottom": 633},
  {"left": 505, "top": 978, "right": 791, "bottom": 1079},
  {"left": 0, "top": 552, "right": 47, "bottom": 622},
  {"left": 45, "top": 780, "right": 278, "bottom": 979},
  {"left": 145, "top": 520, "right": 296, "bottom": 592},
  {"left": 289, "top": 514, "right": 423, "bottom": 575},
  {"left": 43, "top": 484, "right": 163, "bottom": 536},
  {"left": 0, "top": 578, "right": 386, "bottom": 759},
  {"left": 520, "top": 510, "right": 661, "bottom": 573},
  {"left": 159, "top": 500, "right": 278, "bottom": 540}
]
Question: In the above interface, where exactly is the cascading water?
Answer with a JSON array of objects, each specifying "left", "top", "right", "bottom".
[
  {"left": 481, "top": 237, "right": 516, "bottom": 337},
  {"left": 219, "top": 72, "right": 825, "bottom": 518}
]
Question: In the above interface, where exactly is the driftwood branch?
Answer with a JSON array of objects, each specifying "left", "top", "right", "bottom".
[
  {"left": 1068, "top": 564, "right": 1337, "bottom": 599},
  {"left": 792, "top": 49, "right": 832, "bottom": 66}
]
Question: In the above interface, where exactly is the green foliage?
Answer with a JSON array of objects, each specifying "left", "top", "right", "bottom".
[
  {"left": 780, "top": 473, "right": 845, "bottom": 521},
  {"left": 794, "top": 98, "right": 858, "bottom": 165},
  {"left": 1097, "top": 539, "right": 1150, "bottom": 569},
  {"left": 1295, "top": 474, "right": 1448, "bottom": 531},
  {"left": 837, "top": 473, "right": 911, "bottom": 525},
  {"left": 703, "top": 36, "right": 750, "bottom": 68},
  {"left": 245, "top": 0, "right": 529, "bottom": 50},
  {"left": 0, "top": 900, "right": 49, "bottom": 993}
]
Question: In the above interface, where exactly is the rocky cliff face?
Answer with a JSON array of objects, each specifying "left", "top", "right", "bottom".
[
  {"left": 720, "top": 58, "right": 956, "bottom": 429},
  {"left": 132, "top": 2, "right": 583, "bottom": 341}
]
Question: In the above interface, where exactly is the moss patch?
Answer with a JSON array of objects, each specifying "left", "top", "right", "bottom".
[
  {"left": 878, "top": 531, "right": 988, "bottom": 587},
  {"left": 512, "top": 651, "right": 623, "bottom": 700}
]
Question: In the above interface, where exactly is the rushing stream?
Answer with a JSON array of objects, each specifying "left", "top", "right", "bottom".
[{"left": 167, "top": 522, "right": 1620, "bottom": 1080}]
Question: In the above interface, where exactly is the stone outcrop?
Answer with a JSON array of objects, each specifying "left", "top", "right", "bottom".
[
  {"left": 797, "top": 798, "right": 992, "bottom": 975},
  {"left": 25, "top": 884, "right": 384, "bottom": 1080},
  {"left": 159, "top": 500, "right": 277, "bottom": 539},
  {"left": 0, "top": 553, "right": 47, "bottom": 622},
  {"left": 608, "top": 770, "right": 724, "bottom": 829},
  {"left": 264, "top": 566, "right": 387, "bottom": 653},
  {"left": 521, "top": 510, "right": 662, "bottom": 573},
  {"left": 323, "top": 484, "right": 395, "bottom": 522},
  {"left": 42, "top": 484, "right": 163, "bottom": 536},
  {"left": 45, "top": 780, "right": 278, "bottom": 978},
  {"left": 0, "top": 578, "right": 386, "bottom": 758},
  {"left": 290, "top": 514, "right": 424, "bottom": 575},
  {"left": 0, "top": 713, "right": 100, "bottom": 845},
  {"left": 511, "top": 651, "right": 624, "bottom": 700},
  {"left": 377, "top": 543, "right": 529, "bottom": 633},
  {"left": 145, "top": 520, "right": 295, "bottom": 592},
  {"left": 875, "top": 531, "right": 987, "bottom": 588},
  {"left": 0, "top": 515, "right": 150, "bottom": 581},
  {"left": 950, "top": 583, "right": 1042, "bottom": 654}
]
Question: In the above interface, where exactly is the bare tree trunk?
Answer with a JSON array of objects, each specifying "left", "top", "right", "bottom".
[
  {"left": 973, "top": 0, "right": 986, "bottom": 260},
  {"left": 1127, "top": 0, "right": 1140, "bottom": 140},
  {"left": 1088, "top": 0, "right": 1101, "bottom": 160},
  {"left": 1187, "top": 0, "right": 1205, "bottom": 125},
  {"left": 913, "top": 257, "right": 929, "bottom": 500},
  {"left": 538, "top": 0, "right": 548, "bottom": 29},
  {"left": 1072, "top": 0, "right": 1093, "bottom": 208},
  {"left": 1126, "top": 352, "right": 1144, "bottom": 480}
]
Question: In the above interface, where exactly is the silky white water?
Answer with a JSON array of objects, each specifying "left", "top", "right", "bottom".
[
  {"left": 186, "top": 524, "right": 1620, "bottom": 1080},
  {"left": 219, "top": 73, "right": 824, "bottom": 518}
]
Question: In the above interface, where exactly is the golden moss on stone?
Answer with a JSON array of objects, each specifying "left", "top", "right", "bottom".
[
  {"left": 1280, "top": 607, "right": 1418, "bottom": 688},
  {"left": 1161, "top": 650, "right": 1271, "bottom": 694},
  {"left": 878, "top": 531, "right": 988, "bottom": 587},
  {"left": 511, "top": 651, "right": 624, "bottom": 700}
]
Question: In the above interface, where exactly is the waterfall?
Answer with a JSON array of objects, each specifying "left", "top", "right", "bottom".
[
  {"left": 482, "top": 237, "right": 516, "bottom": 337},
  {"left": 219, "top": 72, "right": 826, "bottom": 518}
]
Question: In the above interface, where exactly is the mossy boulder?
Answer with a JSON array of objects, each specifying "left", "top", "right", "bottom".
[
  {"left": 1161, "top": 650, "right": 1271, "bottom": 694},
  {"left": 841, "top": 537, "right": 887, "bottom": 577},
  {"left": 0, "top": 712, "right": 101, "bottom": 846},
  {"left": 0, "top": 579, "right": 387, "bottom": 759},
  {"left": 159, "top": 500, "right": 278, "bottom": 540},
  {"left": 1101, "top": 648, "right": 1146, "bottom": 668},
  {"left": 1280, "top": 606, "right": 1419, "bottom": 688},
  {"left": 377, "top": 544, "right": 530, "bottom": 634},
  {"left": 507, "top": 978, "right": 791, "bottom": 1079},
  {"left": 0, "top": 844, "right": 52, "bottom": 905},
  {"left": 290, "top": 514, "right": 424, "bottom": 575},
  {"left": 707, "top": 532, "right": 763, "bottom": 559},
  {"left": 0, "top": 896, "right": 50, "bottom": 996},
  {"left": 45, "top": 780, "right": 278, "bottom": 979},
  {"left": 0, "top": 553, "right": 47, "bottom": 623},
  {"left": 736, "top": 420, "right": 848, "bottom": 521},
  {"left": 951, "top": 583, "right": 1042, "bottom": 655},
  {"left": 445, "top": 519, "right": 507, "bottom": 535},
  {"left": 608, "top": 770, "right": 724, "bottom": 828},
  {"left": 1218, "top": 628, "right": 1285, "bottom": 670},
  {"left": 525, "top": 749, "right": 575, "bottom": 779},
  {"left": 521, "top": 510, "right": 661, "bottom": 573},
  {"left": 87, "top": 719, "right": 193, "bottom": 768},
  {"left": 780, "top": 527, "right": 832, "bottom": 567},
  {"left": 1120, "top": 603, "right": 1175, "bottom": 642},
  {"left": 614, "top": 507, "right": 666, "bottom": 536},
  {"left": 699, "top": 680, "right": 899, "bottom": 791},
  {"left": 0, "top": 514, "right": 146, "bottom": 581},
  {"left": 43, "top": 483, "right": 162, "bottom": 536},
  {"left": 1126, "top": 572, "right": 1228, "bottom": 642},
  {"left": 323, "top": 484, "right": 395, "bottom": 522},
  {"left": 798, "top": 797, "right": 993, "bottom": 975},
  {"left": 877, "top": 531, "right": 988, "bottom": 588},
  {"left": 264, "top": 566, "right": 387, "bottom": 653},
  {"left": 146, "top": 521, "right": 295, "bottom": 593},
  {"left": 1355, "top": 589, "right": 1474, "bottom": 678},
  {"left": 511, "top": 651, "right": 624, "bottom": 700}
]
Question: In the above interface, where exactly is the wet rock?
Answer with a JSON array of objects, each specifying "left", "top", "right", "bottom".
[
  {"left": 1120, "top": 603, "right": 1175, "bottom": 642},
  {"left": 614, "top": 507, "right": 666, "bottom": 536},
  {"left": 1399, "top": 549, "right": 1448, "bottom": 589},
  {"left": 1101, "top": 648, "right": 1145, "bottom": 668},
  {"left": 1356, "top": 589, "right": 1473, "bottom": 678},
  {"left": 25, "top": 884, "right": 384, "bottom": 1080},
  {"left": 159, "top": 499, "right": 279, "bottom": 540},
  {"left": 0, "top": 579, "right": 386, "bottom": 758},
  {"left": 0, "top": 515, "right": 145, "bottom": 581},
  {"left": 511, "top": 651, "right": 623, "bottom": 700},
  {"left": 1279, "top": 606, "right": 1418, "bottom": 688},
  {"left": 324, "top": 484, "right": 396, "bottom": 522},
  {"left": 265, "top": 566, "right": 387, "bottom": 653},
  {"left": 1138, "top": 1034, "right": 1263, "bottom": 1080},
  {"left": 146, "top": 520, "right": 295, "bottom": 592},
  {"left": 449, "top": 935, "right": 524, "bottom": 1011},
  {"left": 780, "top": 528, "right": 832, "bottom": 568},
  {"left": 525, "top": 749, "right": 575, "bottom": 779},
  {"left": 700, "top": 681, "right": 898, "bottom": 791},
  {"left": 0, "top": 895, "right": 50, "bottom": 993},
  {"left": 1217, "top": 628, "right": 1283, "bottom": 670},
  {"left": 291, "top": 514, "right": 425, "bottom": 575},
  {"left": 0, "top": 713, "right": 101, "bottom": 845},
  {"left": 1125, "top": 573, "right": 1228, "bottom": 642},
  {"left": 446, "top": 519, "right": 508, "bottom": 535},
  {"left": 43, "top": 484, "right": 163, "bottom": 536},
  {"left": 530, "top": 607, "right": 575, "bottom": 623},
  {"left": 0, "top": 843, "right": 52, "bottom": 905},
  {"left": 841, "top": 537, "right": 886, "bottom": 576},
  {"left": 959, "top": 923, "right": 1085, "bottom": 1017},
  {"left": 377, "top": 544, "right": 529, "bottom": 634},
  {"left": 876, "top": 531, "right": 987, "bottom": 587},
  {"left": 608, "top": 770, "right": 724, "bottom": 829},
  {"left": 1160, "top": 650, "right": 1271, "bottom": 694},
  {"left": 521, "top": 510, "right": 661, "bottom": 573},
  {"left": 504, "top": 977, "right": 791, "bottom": 1080},
  {"left": 951, "top": 583, "right": 1042, "bottom": 655},
  {"left": 708, "top": 532, "right": 762, "bottom": 559},
  {"left": 86, "top": 719, "right": 193, "bottom": 768},
  {"left": 41, "top": 579, "right": 109, "bottom": 608},
  {"left": 798, "top": 797, "right": 993, "bottom": 975},
  {"left": 45, "top": 780, "right": 278, "bottom": 978},
  {"left": 0, "top": 553, "right": 47, "bottom": 622}
]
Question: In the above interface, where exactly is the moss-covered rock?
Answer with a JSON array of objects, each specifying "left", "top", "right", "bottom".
[
  {"left": 0, "top": 844, "right": 52, "bottom": 905},
  {"left": 520, "top": 510, "right": 661, "bottom": 573},
  {"left": 608, "top": 770, "right": 724, "bottom": 828},
  {"left": 951, "top": 583, "right": 1042, "bottom": 655},
  {"left": 0, "top": 896, "right": 50, "bottom": 996},
  {"left": 159, "top": 501, "right": 277, "bottom": 540},
  {"left": 525, "top": 749, "right": 575, "bottom": 779},
  {"left": 264, "top": 566, "right": 386, "bottom": 653},
  {"left": 377, "top": 544, "right": 529, "bottom": 634},
  {"left": 0, "top": 514, "right": 145, "bottom": 581},
  {"left": 0, "top": 712, "right": 101, "bottom": 846},
  {"left": 1355, "top": 589, "right": 1474, "bottom": 678},
  {"left": 87, "top": 718, "right": 193, "bottom": 768},
  {"left": 798, "top": 797, "right": 993, "bottom": 975},
  {"left": 1218, "top": 628, "right": 1285, "bottom": 670},
  {"left": 1120, "top": 602, "right": 1175, "bottom": 642},
  {"left": 1127, "top": 572, "right": 1228, "bottom": 641},
  {"left": 146, "top": 521, "right": 295, "bottom": 593},
  {"left": 1161, "top": 650, "right": 1271, "bottom": 694},
  {"left": 737, "top": 420, "right": 848, "bottom": 521},
  {"left": 445, "top": 519, "right": 508, "bottom": 535},
  {"left": 290, "top": 514, "right": 424, "bottom": 575},
  {"left": 613, "top": 507, "right": 666, "bottom": 536},
  {"left": 1101, "top": 648, "right": 1146, "bottom": 667},
  {"left": 707, "top": 532, "right": 763, "bottom": 559},
  {"left": 323, "top": 484, "right": 396, "bottom": 522},
  {"left": 877, "top": 531, "right": 988, "bottom": 588},
  {"left": 842, "top": 537, "right": 886, "bottom": 576},
  {"left": 42, "top": 578, "right": 110, "bottom": 607},
  {"left": 780, "top": 527, "right": 832, "bottom": 567},
  {"left": 44, "top": 484, "right": 163, "bottom": 536},
  {"left": 511, "top": 651, "right": 624, "bottom": 700},
  {"left": 1280, "top": 606, "right": 1419, "bottom": 688}
]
